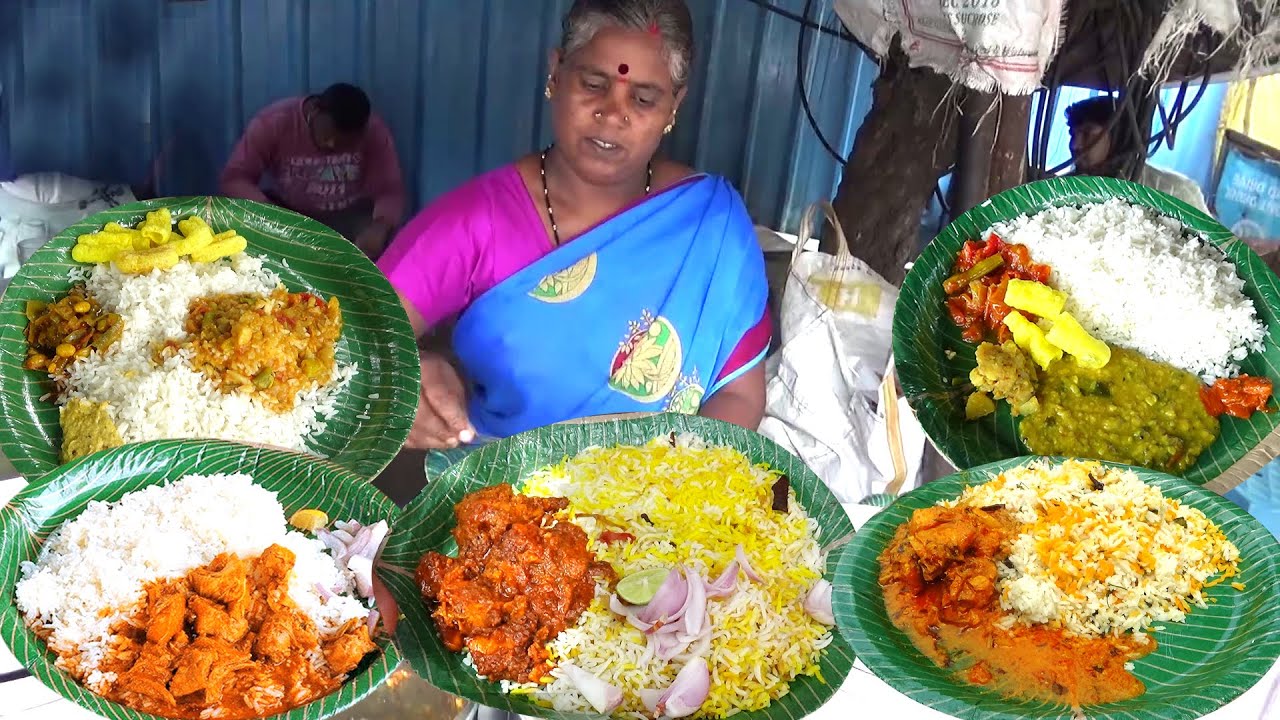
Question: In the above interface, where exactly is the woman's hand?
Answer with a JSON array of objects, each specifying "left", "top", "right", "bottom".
[{"left": 408, "top": 351, "right": 476, "bottom": 449}]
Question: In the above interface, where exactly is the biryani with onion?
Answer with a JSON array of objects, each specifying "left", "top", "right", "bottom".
[
  {"left": 416, "top": 434, "right": 835, "bottom": 719},
  {"left": 879, "top": 459, "right": 1241, "bottom": 707}
]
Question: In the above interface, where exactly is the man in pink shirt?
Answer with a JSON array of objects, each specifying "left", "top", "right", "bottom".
[{"left": 219, "top": 83, "right": 405, "bottom": 259}]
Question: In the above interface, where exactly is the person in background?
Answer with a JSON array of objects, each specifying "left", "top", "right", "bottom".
[
  {"left": 378, "top": 0, "right": 770, "bottom": 450},
  {"left": 220, "top": 83, "right": 405, "bottom": 259},
  {"left": 1066, "top": 95, "right": 1211, "bottom": 214}
]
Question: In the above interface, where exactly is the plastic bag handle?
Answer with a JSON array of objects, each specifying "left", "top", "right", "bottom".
[
  {"left": 790, "top": 200, "right": 854, "bottom": 269},
  {"left": 880, "top": 364, "right": 909, "bottom": 497}
]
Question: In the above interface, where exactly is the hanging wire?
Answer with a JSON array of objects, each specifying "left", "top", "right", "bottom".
[
  {"left": 795, "top": 0, "right": 849, "bottom": 165},
  {"left": 740, "top": 0, "right": 866, "bottom": 46},
  {"left": 1028, "top": 3, "right": 1214, "bottom": 181}
]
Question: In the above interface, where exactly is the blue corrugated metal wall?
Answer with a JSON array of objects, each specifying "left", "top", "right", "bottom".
[{"left": 0, "top": 0, "right": 873, "bottom": 233}]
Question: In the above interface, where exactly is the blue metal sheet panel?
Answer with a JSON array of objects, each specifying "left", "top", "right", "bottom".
[
  {"left": 0, "top": 0, "right": 877, "bottom": 233},
  {"left": 156, "top": 0, "right": 239, "bottom": 196}
]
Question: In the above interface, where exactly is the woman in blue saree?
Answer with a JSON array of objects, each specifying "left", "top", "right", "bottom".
[{"left": 377, "top": 0, "right": 770, "bottom": 449}]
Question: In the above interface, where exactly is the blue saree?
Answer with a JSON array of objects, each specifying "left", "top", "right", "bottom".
[{"left": 451, "top": 174, "right": 768, "bottom": 439}]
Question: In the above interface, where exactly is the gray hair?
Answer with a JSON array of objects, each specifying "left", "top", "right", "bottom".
[{"left": 560, "top": 0, "right": 695, "bottom": 90}]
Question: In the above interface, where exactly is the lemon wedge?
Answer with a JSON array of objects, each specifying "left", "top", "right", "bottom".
[
  {"left": 616, "top": 567, "right": 671, "bottom": 605},
  {"left": 289, "top": 508, "right": 329, "bottom": 533}
]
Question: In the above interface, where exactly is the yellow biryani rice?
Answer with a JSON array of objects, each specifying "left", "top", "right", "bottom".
[
  {"left": 517, "top": 433, "right": 831, "bottom": 718},
  {"left": 945, "top": 459, "right": 1241, "bottom": 640}
]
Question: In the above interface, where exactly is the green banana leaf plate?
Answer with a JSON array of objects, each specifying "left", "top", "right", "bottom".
[
  {"left": 0, "top": 197, "right": 420, "bottom": 483},
  {"left": 833, "top": 456, "right": 1280, "bottom": 720},
  {"left": 0, "top": 439, "right": 403, "bottom": 720},
  {"left": 893, "top": 176, "right": 1280, "bottom": 485},
  {"left": 380, "top": 413, "right": 856, "bottom": 720}
]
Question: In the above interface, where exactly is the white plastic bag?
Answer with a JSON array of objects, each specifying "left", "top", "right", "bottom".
[
  {"left": 758, "top": 202, "right": 926, "bottom": 503},
  {"left": 0, "top": 173, "right": 136, "bottom": 285},
  {"left": 833, "top": 0, "right": 1065, "bottom": 95}
]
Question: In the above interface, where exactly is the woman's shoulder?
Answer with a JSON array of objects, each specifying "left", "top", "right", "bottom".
[{"left": 655, "top": 160, "right": 745, "bottom": 205}]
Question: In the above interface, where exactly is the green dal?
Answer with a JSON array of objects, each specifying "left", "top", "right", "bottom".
[{"left": 1020, "top": 347, "right": 1219, "bottom": 474}]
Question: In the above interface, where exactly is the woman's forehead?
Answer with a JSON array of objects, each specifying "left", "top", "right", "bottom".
[{"left": 571, "top": 26, "right": 671, "bottom": 85}]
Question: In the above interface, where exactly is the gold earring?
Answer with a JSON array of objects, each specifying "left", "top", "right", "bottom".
[
  {"left": 544, "top": 75, "right": 553, "bottom": 100},
  {"left": 663, "top": 121, "right": 675, "bottom": 135}
]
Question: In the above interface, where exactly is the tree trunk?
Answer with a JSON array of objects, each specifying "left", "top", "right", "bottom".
[
  {"left": 952, "top": 92, "right": 1033, "bottom": 214},
  {"left": 829, "top": 41, "right": 960, "bottom": 286},
  {"left": 988, "top": 94, "right": 1032, "bottom": 195}
]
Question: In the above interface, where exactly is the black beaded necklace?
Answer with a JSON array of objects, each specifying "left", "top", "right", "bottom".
[{"left": 539, "top": 146, "right": 652, "bottom": 246}]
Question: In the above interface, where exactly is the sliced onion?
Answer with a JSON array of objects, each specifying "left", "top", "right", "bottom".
[
  {"left": 609, "top": 593, "right": 630, "bottom": 616},
  {"left": 363, "top": 520, "right": 391, "bottom": 559},
  {"left": 652, "top": 631, "right": 691, "bottom": 661},
  {"left": 735, "top": 545, "right": 764, "bottom": 583},
  {"left": 316, "top": 530, "right": 346, "bottom": 556},
  {"left": 367, "top": 609, "right": 380, "bottom": 637},
  {"left": 348, "top": 554, "right": 375, "bottom": 598},
  {"left": 313, "top": 582, "right": 336, "bottom": 601},
  {"left": 681, "top": 627, "right": 713, "bottom": 660},
  {"left": 655, "top": 657, "right": 710, "bottom": 718},
  {"left": 335, "top": 519, "right": 362, "bottom": 534},
  {"left": 559, "top": 663, "right": 623, "bottom": 714},
  {"left": 638, "top": 688, "right": 665, "bottom": 715},
  {"left": 681, "top": 567, "right": 706, "bottom": 636},
  {"left": 342, "top": 525, "right": 374, "bottom": 562},
  {"left": 332, "top": 528, "right": 356, "bottom": 545},
  {"left": 704, "top": 561, "right": 739, "bottom": 599},
  {"left": 610, "top": 594, "right": 654, "bottom": 632},
  {"left": 648, "top": 620, "right": 684, "bottom": 636},
  {"left": 636, "top": 569, "right": 688, "bottom": 624},
  {"left": 803, "top": 579, "right": 835, "bottom": 626}
]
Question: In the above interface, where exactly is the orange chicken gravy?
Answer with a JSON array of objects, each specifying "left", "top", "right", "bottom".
[
  {"left": 99, "top": 544, "right": 376, "bottom": 719},
  {"left": 878, "top": 504, "right": 1153, "bottom": 707}
]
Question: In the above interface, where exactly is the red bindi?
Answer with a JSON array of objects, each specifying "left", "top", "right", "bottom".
[{"left": 618, "top": 63, "right": 629, "bottom": 75}]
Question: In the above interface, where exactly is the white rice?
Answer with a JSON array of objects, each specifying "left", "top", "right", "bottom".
[
  {"left": 13, "top": 473, "right": 370, "bottom": 690},
  {"left": 989, "top": 199, "right": 1267, "bottom": 381},
  {"left": 62, "top": 254, "right": 355, "bottom": 453}
]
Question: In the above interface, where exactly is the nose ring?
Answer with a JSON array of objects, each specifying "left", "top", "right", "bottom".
[{"left": 594, "top": 111, "right": 603, "bottom": 118}]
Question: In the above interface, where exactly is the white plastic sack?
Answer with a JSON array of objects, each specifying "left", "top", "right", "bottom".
[
  {"left": 758, "top": 202, "right": 926, "bottom": 504},
  {"left": 833, "top": 0, "right": 1066, "bottom": 95},
  {"left": 0, "top": 172, "right": 135, "bottom": 281},
  {"left": 1144, "top": 0, "right": 1279, "bottom": 81}
]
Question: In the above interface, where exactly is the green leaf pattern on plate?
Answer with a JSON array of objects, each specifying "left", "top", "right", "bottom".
[
  {"left": 832, "top": 456, "right": 1280, "bottom": 720},
  {"left": 0, "top": 197, "right": 421, "bottom": 482},
  {"left": 0, "top": 439, "right": 403, "bottom": 720},
  {"left": 380, "top": 413, "right": 856, "bottom": 720}
]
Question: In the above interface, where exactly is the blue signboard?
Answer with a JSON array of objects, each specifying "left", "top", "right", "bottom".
[{"left": 1213, "top": 131, "right": 1280, "bottom": 246}]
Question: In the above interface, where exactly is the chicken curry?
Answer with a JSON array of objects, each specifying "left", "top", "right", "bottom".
[
  {"left": 879, "top": 505, "right": 1153, "bottom": 707},
  {"left": 416, "top": 484, "right": 616, "bottom": 683},
  {"left": 99, "top": 544, "right": 376, "bottom": 719}
]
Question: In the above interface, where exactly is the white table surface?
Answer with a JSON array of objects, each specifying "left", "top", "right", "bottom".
[{"left": 3, "top": 480, "right": 1278, "bottom": 720}]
